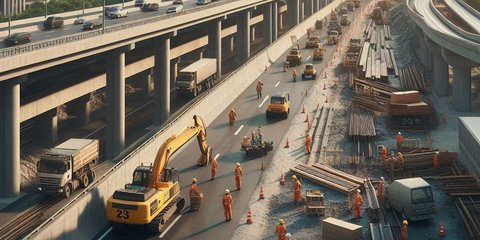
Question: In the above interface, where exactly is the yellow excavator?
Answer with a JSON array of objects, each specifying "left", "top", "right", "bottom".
[{"left": 106, "top": 115, "right": 213, "bottom": 233}]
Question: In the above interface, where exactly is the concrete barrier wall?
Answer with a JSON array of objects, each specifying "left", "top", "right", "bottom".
[{"left": 30, "top": 0, "right": 342, "bottom": 239}]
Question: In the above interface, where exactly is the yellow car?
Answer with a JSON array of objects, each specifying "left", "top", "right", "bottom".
[
  {"left": 302, "top": 64, "right": 317, "bottom": 80},
  {"left": 266, "top": 92, "right": 290, "bottom": 119}
]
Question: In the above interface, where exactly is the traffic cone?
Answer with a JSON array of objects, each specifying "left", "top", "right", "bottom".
[
  {"left": 280, "top": 173, "right": 285, "bottom": 185},
  {"left": 439, "top": 222, "right": 445, "bottom": 237},
  {"left": 259, "top": 186, "right": 265, "bottom": 199},
  {"left": 307, "top": 118, "right": 311, "bottom": 129},
  {"left": 323, "top": 82, "right": 326, "bottom": 90},
  {"left": 246, "top": 209, "right": 253, "bottom": 224},
  {"left": 305, "top": 113, "right": 309, "bottom": 123},
  {"left": 301, "top": 106, "right": 305, "bottom": 113},
  {"left": 284, "top": 138, "right": 290, "bottom": 148},
  {"left": 325, "top": 96, "right": 329, "bottom": 103}
]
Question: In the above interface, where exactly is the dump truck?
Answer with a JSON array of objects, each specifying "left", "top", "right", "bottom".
[
  {"left": 305, "top": 36, "right": 322, "bottom": 48},
  {"left": 37, "top": 138, "right": 99, "bottom": 198},
  {"left": 241, "top": 135, "right": 274, "bottom": 156},
  {"left": 107, "top": 115, "right": 213, "bottom": 233},
  {"left": 266, "top": 92, "right": 290, "bottom": 119},
  {"left": 313, "top": 45, "right": 325, "bottom": 60},
  {"left": 340, "top": 14, "right": 350, "bottom": 26},
  {"left": 176, "top": 58, "right": 217, "bottom": 97},
  {"left": 302, "top": 64, "right": 317, "bottom": 80},
  {"left": 328, "top": 20, "right": 342, "bottom": 34},
  {"left": 327, "top": 30, "right": 339, "bottom": 45},
  {"left": 286, "top": 47, "right": 302, "bottom": 66}
]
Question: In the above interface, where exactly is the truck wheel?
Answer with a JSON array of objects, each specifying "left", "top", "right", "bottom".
[
  {"left": 81, "top": 173, "right": 90, "bottom": 188},
  {"left": 64, "top": 184, "right": 72, "bottom": 198}
]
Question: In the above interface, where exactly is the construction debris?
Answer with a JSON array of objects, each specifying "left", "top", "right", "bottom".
[
  {"left": 349, "top": 106, "right": 376, "bottom": 138},
  {"left": 398, "top": 66, "right": 426, "bottom": 92},
  {"left": 304, "top": 189, "right": 325, "bottom": 216},
  {"left": 290, "top": 163, "right": 362, "bottom": 195},
  {"left": 322, "top": 217, "right": 363, "bottom": 240},
  {"left": 435, "top": 175, "right": 480, "bottom": 196}
]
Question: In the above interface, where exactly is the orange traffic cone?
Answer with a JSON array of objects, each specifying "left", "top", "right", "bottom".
[
  {"left": 301, "top": 106, "right": 305, "bottom": 113},
  {"left": 259, "top": 186, "right": 265, "bottom": 200},
  {"left": 439, "top": 222, "right": 445, "bottom": 237},
  {"left": 284, "top": 138, "right": 290, "bottom": 148},
  {"left": 325, "top": 96, "right": 329, "bottom": 103},
  {"left": 307, "top": 118, "right": 311, "bottom": 129},
  {"left": 280, "top": 173, "right": 285, "bottom": 185},
  {"left": 246, "top": 209, "right": 253, "bottom": 224},
  {"left": 305, "top": 113, "right": 309, "bottom": 123}
]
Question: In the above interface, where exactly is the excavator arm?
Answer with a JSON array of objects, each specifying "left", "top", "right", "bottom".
[{"left": 147, "top": 115, "right": 212, "bottom": 189}]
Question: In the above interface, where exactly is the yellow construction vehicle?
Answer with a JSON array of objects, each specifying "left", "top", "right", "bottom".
[{"left": 106, "top": 115, "right": 213, "bottom": 233}]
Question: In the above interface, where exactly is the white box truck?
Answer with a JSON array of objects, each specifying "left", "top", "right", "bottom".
[
  {"left": 176, "top": 58, "right": 217, "bottom": 97},
  {"left": 37, "top": 138, "right": 99, "bottom": 198}
]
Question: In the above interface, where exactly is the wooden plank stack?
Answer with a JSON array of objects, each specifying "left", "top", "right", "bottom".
[
  {"left": 399, "top": 66, "right": 426, "bottom": 92},
  {"left": 349, "top": 106, "right": 376, "bottom": 137},
  {"left": 322, "top": 217, "right": 363, "bottom": 240},
  {"left": 290, "top": 163, "right": 362, "bottom": 195},
  {"left": 354, "top": 78, "right": 399, "bottom": 99},
  {"left": 435, "top": 175, "right": 480, "bottom": 196},
  {"left": 305, "top": 189, "right": 325, "bottom": 216},
  {"left": 353, "top": 96, "right": 390, "bottom": 112}
]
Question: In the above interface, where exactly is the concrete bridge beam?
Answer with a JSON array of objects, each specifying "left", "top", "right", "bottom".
[
  {"left": 154, "top": 34, "right": 174, "bottom": 127},
  {"left": 207, "top": 19, "right": 222, "bottom": 78},
  {"left": 272, "top": 1, "right": 278, "bottom": 41},
  {"left": 263, "top": 3, "right": 272, "bottom": 46},
  {"left": 236, "top": 10, "right": 251, "bottom": 64},
  {"left": 68, "top": 93, "right": 92, "bottom": 126},
  {"left": 288, "top": 0, "right": 300, "bottom": 27},
  {"left": 0, "top": 79, "right": 20, "bottom": 197},
  {"left": 36, "top": 108, "right": 58, "bottom": 147},
  {"left": 106, "top": 44, "right": 133, "bottom": 159}
]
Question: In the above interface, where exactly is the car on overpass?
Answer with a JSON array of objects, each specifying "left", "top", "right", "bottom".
[
  {"left": 142, "top": 3, "right": 159, "bottom": 11},
  {"left": 82, "top": 21, "right": 103, "bottom": 30},
  {"left": 43, "top": 16, "right": 64, "bottom": 29},
  {"left": 173, "top": 0, "right": 183, "bottom": 4},
  {"left": 135, "top": 0, "right": 146, "bottom": 7},
  {"left": 4, "top": 32, "right": 32, "bottom": 46},
  {"left": 195, "top": 0, "right": 211, "bottom": 5},
  {"left": 107, "top": 6, "right": 128, "bottom": 18},
  {"left": 166, "top": 4, "right": 184, "bottom": 13}
]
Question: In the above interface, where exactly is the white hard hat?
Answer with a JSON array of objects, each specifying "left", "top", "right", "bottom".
[
  {"left": 225, "top": 189, "right": 230, "bottom": 194},
  {"left": 236, "top": 162, "right": 240, "bottom": 167},
  {"left": 356, "top": 189, "right": 361, "bottom": 193},
  {"left": 380, "top": 177, "right": 384, "bottom": 180},
  {"left": 398, "top": 132, "right": 402, "bottom": 135}
]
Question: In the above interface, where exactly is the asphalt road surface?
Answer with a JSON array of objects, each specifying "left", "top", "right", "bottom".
[{"left": 100, "top": 19, "right": 349, "bottom": 239}]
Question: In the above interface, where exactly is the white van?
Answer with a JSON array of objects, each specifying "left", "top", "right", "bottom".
[{"left": 386, "top": 177, "right": 436, "bottom": 221}]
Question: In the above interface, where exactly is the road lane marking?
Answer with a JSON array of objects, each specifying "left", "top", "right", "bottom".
[
  {"left": 159, "top": 212, "right": 184, "bottom": 239},
  {"left": 98, "top": 227, "right": 112, "bottom": 240},
  {"left": 306, "top": 55, "right": 311, "bottom": 61},
  {"left": 274, "top": 82, "right": 280, "bottom": 88},
  {"left": 258, "top": 95, "right": 269, "bottom": 108},
  {"left": 214, "top": 153, "right": 220, "bottom": 160},
  {"left": 234, "top": 125, "right": 244, "bottom": 136}
]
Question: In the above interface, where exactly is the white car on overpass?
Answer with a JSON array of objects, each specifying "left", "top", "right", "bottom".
[{"left": 107, "top": 6, "right": 128, "bottom": 18}]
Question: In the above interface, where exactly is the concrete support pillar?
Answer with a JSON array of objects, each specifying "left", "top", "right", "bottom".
[
  {"left": 153, "top": 34, "right": 173, "bottom": 126},
  {"left": 38, "top": 108, "right": 58, "bottom": 146},
  {"left": 288, "top": 0, "right": 299, "bottom": 27},
  {"left": 433, "top": 56, "right": 449, "bottom": 97},
  {"left": 452, "top": 65, "right": 472, "bottom": 112},
  {"left": 251, "top": 26, "right": 256, "bottom": 42},
  {"left": 272, "top": 1, "right": 278, "bottom": 41},
  {"left": 170, "top": 59, "right": 178, "bottom": 87},
  {"left": 300, "top": 1, "right": 305, "bottom": 21},
  {"left": 236, "top": 10, "right": 250, "bottom": 64},
  {"left": 212, "top": 20, "right": 222, "bottom": 78},
  {"left": 68, "top": 94, "right": 91, "bottom": 126},
  {"left": 228, "top": 36, "right": 234, "bottom": 53},
  {"left": 279, "top": 13, "right": 284, "bottom": 30},
  {"left": 263, "top": 3, "right": 272, "bottom": 46},
  {"left": 106, "top": 45, "right": 132, "bottom": 159},
  {"left": 313, "top": 0, "right": 319, "bottom": 12},
  {"left": 306, "top": 0, "right": 314, "bottom": 17},
  {"left": 0, "top": 80, "right": 20, "bottom": 197}
]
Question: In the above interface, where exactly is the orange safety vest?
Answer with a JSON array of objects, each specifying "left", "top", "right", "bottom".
[
  {"left": 306, "top": 135, "right": 312, "bottom": 146},
  {"left": 382, "top": 147, "right": 387, "bottom": 159},
  {"left": 211, "top": 158, "right": 217, "bottom": 170},
  {"left": 294, "top": 179, "right": 302, "bottom": 191},
  {"left": 276, "top": 224, "right": 287, "bottom": 239},
  {"left": 396, "top": 134, "right": 403, "bottom": 144},
  {"left": 189, "top": 184, "right": 198, "bottom": 196},
  {"left": 235, "top": 166, "right": 243, "bottom": 176},
  {"left": 223, "top": 194, "right": 233, "bottom": 206},
  {"left": 401, "top": 224, "right": 408, "bottom": 240},
  {"left": 354, "top": 193, "right": 363, "bottom": 205}
]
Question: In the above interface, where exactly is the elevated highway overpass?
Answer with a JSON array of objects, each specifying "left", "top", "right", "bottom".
[{"left": 407, "top": 0, "right": 480, "bottom": 112}]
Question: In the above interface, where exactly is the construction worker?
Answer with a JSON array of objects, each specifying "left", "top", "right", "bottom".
[
  {"left": 381, "top": 146, "right": 388, "bottom": 161},
  {"left": 189, "top": 178, "right": 199, "bottom": 198},
  {"left": 305, "top": 134, "right": 312, "bottom": 154},
  {"left": 228, "top": 109, "right": 237, "bottom": 126},
  {"left": 276, "top": 219, "right": 287, "bottom": 240},
  {"left": 292, "top": 175, "right": 302, "bottom": 204},
  {"left": 257, "top": 126, "right": 262, "bottom": 140},
  {"left": 223, "top": 189, "right": 233, "bottom": 221},
  {"left": 292, "top": 69, "right": 297, "bottom": 82},
  {"left": 377, "top": 177, "right": 384, "bottom": 206},
  {"left": 354, "top": 189, "right": 363, "bottom": 219},
  {"left": 256, "top": 80, "right": 264, "bottom": 99},
  {"left": 433, "top": 151, "right": 439, "bottom": 172},
  {"left": 235, "top": 163, "right": 243, "bottom": 190},
  {"left": 396, "top": 132, "right": 404, "bottom": 153},
  {"left": 397, "top": 152, "right": 404, "bottom": 167},
  {"left": 211, "top": 157, "right": 218, "bottom": 180},
  {"left": 401, "top": 220, "right": 408, "bottom": 240}
]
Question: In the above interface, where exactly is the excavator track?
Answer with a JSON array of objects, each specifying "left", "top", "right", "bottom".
[{"left": 148, "top": 196, "right": 185, "bottom": 233}]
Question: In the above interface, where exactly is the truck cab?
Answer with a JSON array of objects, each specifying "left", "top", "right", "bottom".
[
  {"left": 340, "top": 14, "right": 350, "bottom": 26},
  {"left": 37, "top": 139, "right": 98, "bottom": 198},
  {"left": 327, "top": 30, "right": 339, "bottom": 45},
  {"left": 286, "top": 47, "right": 302, "bottom": 66},
  {"left": 305, "top": 36, "right": 322, "bottom": 48},
  {"left": 302, "top": 64, "right": 317, "bottom": 80},
  {"left": 266, "top": 92, "right": 290, "bottom": 119},
  {"left": 313, "top": 44, "right": 325, "bottom": 61}
]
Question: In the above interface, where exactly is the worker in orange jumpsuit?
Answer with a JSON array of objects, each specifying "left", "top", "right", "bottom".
[
  {"left": 305, "top": 134, "right": 312, "bottom": 154},
  {"left": 396, "top": 132, "right": 404, "bottom": 153},
  {"left": 292, "top": 175, "right": 302, "bottom": 204},
  {"left": 276, "top": 219, "right": 287, "bottom": 240},
  {"left": 223, "top": 189, "right": 233, "bottom": 221},
  {"left": 377, "top": 177, "right": 384, "bottom": 206},
  {"left": 257, "top": 126, "right": 262, "bottom": 140},
  {"left": 228, "top": 109, "right": 237, "bottom": 126},
  {"left": 235, "top": 163, "right": 243, "bottom": 190},
  {"left": 211, "top": 157, "right": 218, "bottom": 180},
  {"left": 381, "top": 146, "right": 388, "bottom": 161},
  {"left": 256, "top": 80, "right": 264, "bottom": 99},
  {"left": 401, "top": 220, "right": 408, "bottom": 240},
  {"left": 354, "top": 189, "right": 363, "bottom": 219},
  {"left": 292, "top": 69, "right": 297, "bottom": 81},
  {"left": 433, "top": 151, "right": 439, "bottom": 173},
  {"left": 397, "top": 152, "right": 404, "bottom": 167},
  {"left": 189, "top": 178, "right": 199, "bottom": 198}
]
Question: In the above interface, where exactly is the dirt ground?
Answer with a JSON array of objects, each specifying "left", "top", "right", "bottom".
[{"left": 232, "top": 1, "right": 479, "bottom": 240}]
